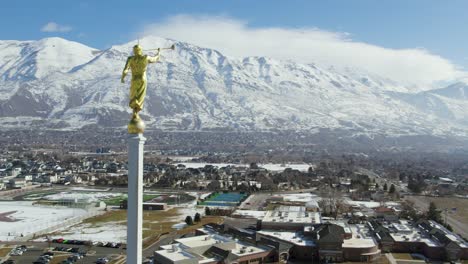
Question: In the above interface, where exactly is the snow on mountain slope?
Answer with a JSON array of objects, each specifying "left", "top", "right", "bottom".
[
  {"left": 0, "top": 36, "right": 467, "bottom": 136},
  {"left": 390, "top": 83, "right": 468, "bottom": 127},
  {"left": 0, "top": 37, "right": 96, "bottom": 80},
  {"left": 430, "top": 82, "right": 468, "bottom": 100}
]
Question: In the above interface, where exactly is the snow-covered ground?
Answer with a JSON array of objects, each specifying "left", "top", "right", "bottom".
[
  {"left": 44, "top": 200, "right": 205, "bottom": 243},
  {"left": 42, "top": 192, "right": 124, "bottom": 202},
  {"left": 172, "top": 200, "right": 205, "bottom": 221},
  {"left": 47, "top": 221, "right": 127, "bottom": 243},
  {"left": 344, "top": 199, "right": 400, "bottom": 208},
  {"left": 177, "top": 162, "right": 312, "bottom": 172},
  {"left": 259, "top": 163, "right": 313, "bottom": 172},
  {"left": 199, "top": 192, "right": 212, "bottom": 200},
  {"left": 0, "top": 201, "right": 87, "bottom": 241},
  {"left": 71, "top": 187, "right": 112, "bottom": 192},
  {"left": 276, "top": 193, "right": 321, "bottom": 203},
  {"left": 232, "top": 210, "right": 266, "bottom": 218},
  {"left": 177, "top": 162, "right": 247, "bottom": 169},
  {"left": 167, "top": 156, "right": 198, "bottom": 162}
]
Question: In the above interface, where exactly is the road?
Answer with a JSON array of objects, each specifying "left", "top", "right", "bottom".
[{"left": 406, "top": 195, "right": 468, "bottom": 239}]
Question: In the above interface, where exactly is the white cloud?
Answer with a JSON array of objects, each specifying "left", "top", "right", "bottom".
[
  {"left": 41, "top": 22, "right": 72, "bottom": 33},
  {"left": 141, "top": 15, "right": 466, "bottom": 86}
]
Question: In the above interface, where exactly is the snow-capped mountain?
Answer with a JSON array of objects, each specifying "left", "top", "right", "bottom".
[{"left": 1, "top": 36, "right": 468, "bottom": 136}]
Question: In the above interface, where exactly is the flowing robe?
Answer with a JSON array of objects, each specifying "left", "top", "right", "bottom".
[{"left": 122, "top": 54, "right": 159, "bottom": 112}]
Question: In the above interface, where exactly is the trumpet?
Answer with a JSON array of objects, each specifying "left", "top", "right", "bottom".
[{"left": 143, "top": 44, "right": 175, "bottom": 52}]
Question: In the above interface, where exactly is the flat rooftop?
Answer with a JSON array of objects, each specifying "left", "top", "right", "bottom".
[
  {"left": 156, "top": 234, "right": 269, "bottom": 263},
  {"left": 257, "top": 230, "right": 315, "bottom": 246},
  {"left": 174, "top": 234, "right": 231, "bottom": 248},
  {"left": 331, "top": 221, "right": 379, "bottom": 249},
  {"left": 232, "top": 210, "right": 266, "bottom": 218},
  {"left": 343, "top": 237, "right": 378, "bottom": 248},
  {"left": 383, "top": 221, "right": 441, "bottom": 247},
  {"left": 231, "top": 242, "right": 268, "bottom": 257},
  {"left": 262, "top": 209, "right": 321, "bottom": 224}
]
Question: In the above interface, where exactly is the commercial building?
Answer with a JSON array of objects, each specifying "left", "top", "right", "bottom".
[
  {"left": 154, "top": 233, "right": 274, "bottom": 264},
  {"left": 256, "top": 221, "right": 380, "bottom": 262},
  {"left": 369, "top": 219, "right": 468, "bottom": 261},
  {"left": 258, "top": 206, "right": 321, "bottom": 231},
  {"left": 119, "top": 200, "right": 167, "bottom": 210}
]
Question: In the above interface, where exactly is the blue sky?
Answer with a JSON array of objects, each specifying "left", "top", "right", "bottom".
[{"left": 2, "top": 0, "right": 467, "bottom": 84}]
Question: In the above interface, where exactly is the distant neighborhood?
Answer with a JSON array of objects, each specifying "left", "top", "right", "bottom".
[{"left": 0, "top": 142, "right": 468, "bottom": 263}]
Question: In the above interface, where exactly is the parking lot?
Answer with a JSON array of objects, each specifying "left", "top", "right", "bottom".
[{"left": 4, "top": 242, "right": 123, "bottom": 264}]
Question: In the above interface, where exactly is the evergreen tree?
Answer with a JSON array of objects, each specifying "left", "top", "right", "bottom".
[
  {"left": 383, "top": 183, "right": 388, "bottom": 191},
  {"left": 427, "top": 202, "right": 442, "bottom": 222},
  {"left": 375, "top": 183, "right": 379, "bottom": 190},
  {"left": 389, "top": 184, "right": 396, "bottom": 193},
  {"left": 445, "top": 224, "right": 453, "bottom": 232},
  {"left": 185, "top": 215, "right": 193, "bottom": 225},
  {"left": 194, "top": 212, "right": 201, "bottom": 222}
]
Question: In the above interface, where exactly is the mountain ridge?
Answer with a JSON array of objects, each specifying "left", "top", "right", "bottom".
[{"left": 0, "top": 36, "right": 468, "bottom": 137}]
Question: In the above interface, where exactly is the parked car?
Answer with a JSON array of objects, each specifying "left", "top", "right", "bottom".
[{"left": 96, "top": 258, "right": 109, "bottom": 264}]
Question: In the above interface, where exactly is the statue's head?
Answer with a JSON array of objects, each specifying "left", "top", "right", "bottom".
[{"left": 133, "top": 45, "right": 143, "bottom": 56}]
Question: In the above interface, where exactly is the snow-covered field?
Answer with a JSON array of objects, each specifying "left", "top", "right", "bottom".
[
  {"left": 48, "top": 221, "right": 127, "bottom": 243},
  {"left": 42, "top": 191, "right": 124, "bottom": 202},
  {"left": 44, "top": 199, "right": 204, "bottom": 243},
  {"left": 0, "top": 201, "right": 87, "bottom": 241}
]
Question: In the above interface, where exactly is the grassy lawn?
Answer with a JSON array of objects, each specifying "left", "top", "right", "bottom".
[
  {"left": 0, "top": 247, "right": 13, "bottom": 258},
  {"left": 102, "top": 195, "right": 127, "bottom": 206},
  {"left": 420, "top": 196, "right": 468, "bottom": 223},
  {"left": 143, "top": 215, "right": 223, "bottom": 248},
  {"left": 80, "top": 208, "right": 223, "bottom": 248},
  {"left": 143, "top": 194, "right": 160, "bottom": 201},
  {"left": 102, "top": 194, "right": 171, "bottom": 206},
  {"left": 83, "top": 208, "right": 180, "bottom": 226},
  {"left": 176, "top": 216, "right": 223, "bottom": 235}
]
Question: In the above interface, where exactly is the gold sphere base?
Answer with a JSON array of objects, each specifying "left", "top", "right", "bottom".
[{"left": 128, "top": 114, "right": 145, "bottom": 134}]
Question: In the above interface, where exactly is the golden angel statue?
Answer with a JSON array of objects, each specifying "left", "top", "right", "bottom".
[{"left": 121, "top": 44, "right": 174, "bottom": 134}]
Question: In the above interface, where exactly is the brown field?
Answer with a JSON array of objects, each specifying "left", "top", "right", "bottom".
[
  {"left": 0, "top": 247, "right": 13, "bottom": 258},
  {"left": 79, "top": 208, "right": 223, "bottom": 248},
  {"left": 407, "top": 196, "right": 468, "bottom": 223},
  {"left": 428, "top": 197, "right": 467, "bottom": 223}
]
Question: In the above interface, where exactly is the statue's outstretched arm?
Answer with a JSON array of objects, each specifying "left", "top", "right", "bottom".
[
  {"left": 121, "top": 57, "right": 131, "bottom": 83},
  {"left": 148, "top": 49, "right": 161, "bottom": 63}
]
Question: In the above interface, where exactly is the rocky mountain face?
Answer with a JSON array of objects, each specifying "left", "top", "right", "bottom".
[{"left": 0, "top": 36, "right": 467, "bottom": 136}]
